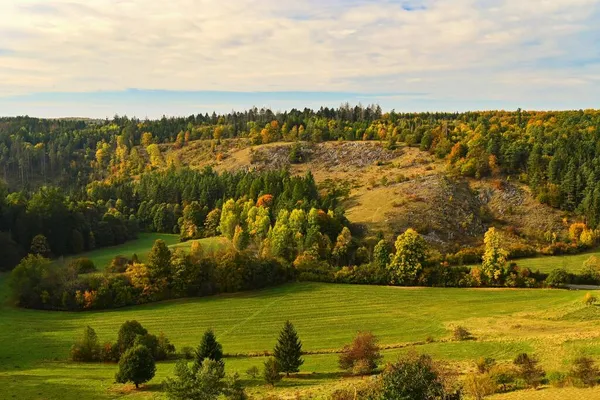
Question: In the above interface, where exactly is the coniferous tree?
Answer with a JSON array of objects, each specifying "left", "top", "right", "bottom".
[
  {"left": 273, "top": 320, "right": 303, "bottom": 376},
  {"left": 195, "top": 329, "right": 223, "bottom": 367}
]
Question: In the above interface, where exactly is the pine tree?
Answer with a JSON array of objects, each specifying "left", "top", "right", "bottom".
[
  {"left": 273, "top": 321, "right": 303, "bottom": 376},
  {"left": 195, "top": 329, "right": 223, "bottom": 368}
]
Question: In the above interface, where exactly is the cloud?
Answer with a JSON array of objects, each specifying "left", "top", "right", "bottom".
[{"left": 0, "top": 0, "right": 598, "bottom": 114}]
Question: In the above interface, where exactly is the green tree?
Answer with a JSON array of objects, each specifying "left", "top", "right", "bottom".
[
  {"left": 263, "top": 357, "right": 281, "bottom": 386},
  {"left": 30, "top": 234, "right": 51, "bottom": 257},
  {"left": 204, "top": 208, "right": 221, "bottom": 237},
  {"left": 164, "top": 359, "right": 226, "bottom": 400},
  {"left": 219, "top": 199, "right": 240, "bottom": 240},
  {"left": 146, "top": 239, "right": 173, "bottom": 293},
  {"left": 332, "top": 227, "right": 352, "bottom": 266},
  {"left": 232, "top": 225, "right": 249, "bottom": 251},
  {"left": 388, "top": 229, "right": 427, "bottom": 285},
  {"left": 373, "top": 239, "right": 390, "bottom": 269},
  {"left": 9, "top": 254, "right": 58, "bottom": 308},
  {"left": 481, "top": 227, "right": 507, "bottom": 285},
  {"left": 70, "top": 326, "right": 101, "bottom": 362},
  {"left": 195, "top": 329, "right": 223, "bottom": 367},
  {"left": 273, "top": 321, "right": 304, "bottom": 376},
  {"left": 115, "top": 345, "right": 156, "bottom": 389},
  {"left": 376, "top": 354, "right": 447, "bottom": 400},
  {"left": 117, "top": 320, "right": 148, "bottom": 355},
  {"left": 269, "top": 210, "right": 293, "bottom": 260}
]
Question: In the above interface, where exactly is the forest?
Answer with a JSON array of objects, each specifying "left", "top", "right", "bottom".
[{"left": 3, "top": 106, "right": 600, "bottom": 313}]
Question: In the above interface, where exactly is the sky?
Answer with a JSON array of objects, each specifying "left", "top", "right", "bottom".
[{"left": 0, "top": 0, "right": 599, "bottom": 118}]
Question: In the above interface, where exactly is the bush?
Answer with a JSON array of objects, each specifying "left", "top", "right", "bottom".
[
  {"left": 70, "top": 326, "right": 101, "bottom": 362},
  {"left": 464, "top": 373, "right": 496, "bottom": 400},
  {"left": 107, "top": 255, "right": 131, "bottom": 273},
  {"left": 584, "top": 292, "right": 598, "bottom": 306},
  {"left": 547, "top": 371, "right": 568, "bottom": 388},
  {"left": 546, "top": 268, "right": 570, "bottom": 287},
  {"left": 263, "top": 357, "right": 282, "bottom": 386},
  {"left": 489, "top": 365, "right": 516, "bottom": 392},
  {"left": 246, "top": 366, "right": 259, "bottom": 379},
  {"left": 513, "top": 353, "right": 545, "bottom": 389},
  {"left": 571, "top": 356, "right": 599, "bottom": 387},
  {"left": 339, "top": 331, "right": 382, "bottom": 375},
  {"left": 453, "top": 326, "right": 474, "bottom": 341},
  {"left": 476, "top": 357, "right": 496, "bottom": 374},
  {"left": 377, "top": 354, "right": 450, "bottom": 399},
  {"left": 100, "top": 341, "right": 120, "bottom": 362},
  {"left": 181, "top": 346, "right": 194, "bottom": 360},
  {"left": 163, "top": 359, "right": 234, "bottom": 400},
  {"left": 68, "top": 258, "right": 96, "bottom": 274},
  {"left": 156, "top": 332, "right": 176, "bottom": 361}
]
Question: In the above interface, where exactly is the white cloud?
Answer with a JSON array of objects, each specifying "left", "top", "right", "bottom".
[{"left": 0, "top": 0, "right": 598, "bottom": 107}]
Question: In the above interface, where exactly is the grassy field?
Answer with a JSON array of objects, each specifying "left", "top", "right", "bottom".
[
  {"left": 64, "top": 234, "right": 228, "bottom": 270},
  {"left": 1, "top": 272, "right": 600, "bottom": 399},
  {"left": 513, "top": 249, "right": 600, "bottom": 274}
]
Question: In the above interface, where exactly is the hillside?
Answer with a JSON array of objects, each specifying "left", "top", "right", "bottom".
[{"left": 159, "top": 139, "right": 569, "bottom": 252}]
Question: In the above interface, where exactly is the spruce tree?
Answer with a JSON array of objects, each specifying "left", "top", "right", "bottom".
[
  {"left": 195, "top": 329, "right": 223, "bottom": 367},
  {"left": 273, "top": 321, "right": 303, "bottom": 376}
]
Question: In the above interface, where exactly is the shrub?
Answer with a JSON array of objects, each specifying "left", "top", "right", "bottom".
[
  {"left": 377, "top": 354, "right": 449, "bottom": 399},
  {"left": 70, "top": 326, "right": 101, "bottom": 362},
  {"left": 513, "top": 353, "right": 545, "bottom": 389},
  {"left": 547, "top": 371, "right": 568, "bottom": 388},
  {"left": 584, "top": 292, "right": 598, "bottom": 306},
  {"left": 68, "top": 258, "right": 97, "bottom": 274},
  {"left": 246, "top": 366, "right": 259, "bottom": 379},
  {"left": 339, "top": 331, "right": 382, "bottom": 375},
  {"left": 107, "top": 255, "right": 131, "bottom": 273},
  {"left": 156, "top": 332, "right": 176, "bottom": 361},
  {"left": 489, "top": 365, "right": 516, "bottom": 392},
  {"left": 570, "top": 356, "right": 599, "bottom": 387},
  {"left": 476, "top": 357, "right": 496, "bottom": 374},
  {"left": 263, "top": 357, "right": 282, "bottom": 386},
  {"left": 546, "top": 268, "right": 570, "bottom": 287},
  {"left": 164, "top": 359, "right": 229, "bottom": 400},
  {"left": 115, "top": 345, "right": 156, "bottom": 389},
  {"left": 181, "top": 346, "right": 194, "bottom": 360},
  {"left": 464, "top": 373, "right": 496, "bottom": 400},
  {"left": 453, "top": 326, "right": 474, "bottom": 341},
  {"left": 101, "top": 341, "right": 120, "bottom": 362}
]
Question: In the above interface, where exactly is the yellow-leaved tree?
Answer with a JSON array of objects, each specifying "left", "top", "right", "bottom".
[{"left": 481, "top": 227, "right": 507, "bottom": 285}]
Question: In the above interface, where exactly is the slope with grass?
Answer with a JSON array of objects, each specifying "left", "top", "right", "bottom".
[
  {"left": 64, "top": 234, "right": 229, "bottom": 271},
  {"left": 1, "top": 274, "right": 600, "bottom": 399},
  {"left": 64, "top": 233, "right": 180, "bottom": 270},
  {"left": 159, "top": 139, "right": 572, "bottom": 252}
]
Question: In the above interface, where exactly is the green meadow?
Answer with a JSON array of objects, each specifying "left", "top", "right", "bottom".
[
  {"left": 64, "top": 233, "right": 228, "bottom": 270},
  {"left": 514, "top": 249, "right": 600, "bottom": 274},
  {"left": 1, "top": 270, "right": 600, "bottom": 399}
]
